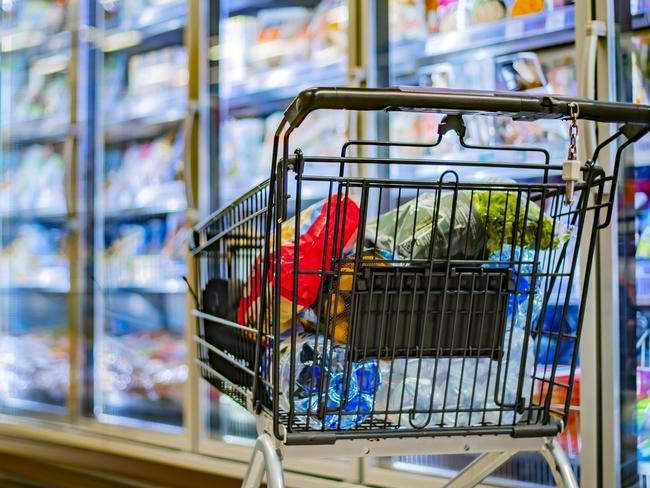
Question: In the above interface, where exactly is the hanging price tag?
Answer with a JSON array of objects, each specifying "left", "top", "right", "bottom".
[
  {"left": 545, "top": 10, "right": 566, "bottom": 32},
  {"left": 505, "top": 20, "right": 525, "bottom": 39}
]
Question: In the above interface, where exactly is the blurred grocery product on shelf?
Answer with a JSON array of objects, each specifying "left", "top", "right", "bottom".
[
  {"left": 391, "top": 0, "right": 573, "bottom": 42},
  {"left": 103, "top": 130, "right": 185, "bottom": 213},
  {"left": 1, "top": 0, "right": 67, "bottom": 33},
  {"left": 100, "top": 330, "right": 187, "bottom": 408},
  {"left": 0, "top": 145, "right": 66, "bottom": 215},
  {"left": 0, "top": 330, "right": 70, "bottom": 408},
  {"left": 0, "top": 224, "right": 69, "bottom": 290},
  {"left": 104, "top": 46, "right": 187, "bottom": 124},
  {"left": 102, "top": 215, "right": 187, "bottom": 290},
  {"left": 100, "top": 0, "right": 185, "bottom": 30},
  {"left": 220, "top": 109, "right": 347, "bottom": 203},
  {"left": 220, "top": 0, "right": 347, "bottom": 89}
]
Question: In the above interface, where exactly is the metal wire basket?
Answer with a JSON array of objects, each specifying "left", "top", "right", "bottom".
[{"left": 190, "top": 88, "right": 648, "bottom": 455}]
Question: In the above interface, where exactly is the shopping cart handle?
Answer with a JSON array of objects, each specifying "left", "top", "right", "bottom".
[{"left": 283, "top": 87, "right": 650, "bottom": 128}]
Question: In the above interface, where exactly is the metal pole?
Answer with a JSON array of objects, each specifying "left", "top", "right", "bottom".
[
  {"left": 241, "top": 434, "right": 285, "bottom": 488},
  {"left": 540, "top": 438, "right": 579, "bottom": 488}
]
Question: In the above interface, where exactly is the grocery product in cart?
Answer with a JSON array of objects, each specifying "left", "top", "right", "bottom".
[
  {"left": 191, "top": 87, "right": 649, "bottom": 488},
  {"left": 237, "top": 194, "right": 360, "bottom": 333}
]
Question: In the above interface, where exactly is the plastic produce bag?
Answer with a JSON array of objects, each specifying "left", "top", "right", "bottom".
[
  {"left": 486, "top": 247, "right": 545, "bottom": 329},
  {"left": 366, "top": 190, "right": 568, "bottom": 261},
  {"left": 366, "top": 191, "right": 485, "bottom": 260},
  {"left": 238, "top": 194, "right": 360, "bottom": 332},
  {"left": 374, "top": 327, "right": 536, "bottom": 428},
  {"left": 278, "top": 332, "right": 382, "bottom": 430},
  {"left": 372, "top": 247, "right": 550, "bottom": 429}
]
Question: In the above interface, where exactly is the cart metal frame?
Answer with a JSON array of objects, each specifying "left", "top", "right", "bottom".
[{"left": 191, "top": 88, "right": 650, "bottom": 488}]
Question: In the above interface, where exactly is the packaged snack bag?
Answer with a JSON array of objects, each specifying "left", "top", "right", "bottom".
[
  {"left": 510, "top": 0, "right": 546, "bottom": 17},
  {"left": 302, "top": 250, "right": 390, "bottom": 344},
  {"left": 238, "top": 194, "right": 360, "bottom": 332}
]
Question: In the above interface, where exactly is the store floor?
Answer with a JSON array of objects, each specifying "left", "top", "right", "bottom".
[{"left": 0, "top": 450, "right": 241, "bottom": 488}]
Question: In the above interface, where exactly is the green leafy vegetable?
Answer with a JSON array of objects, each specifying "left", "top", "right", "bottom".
[{"left": 474, "top": 191, "right": 558, "bottom": 253}]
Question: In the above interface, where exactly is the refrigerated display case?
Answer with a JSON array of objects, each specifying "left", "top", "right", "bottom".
[
  {"left": 365, "top": 1, "right": 581, "bottom": 486},
  {"left": 0, "top": 0, "right": 76, "bottom": 417},
  {"left": 93, "top": 0, "right": 189, "bottom": 431}
]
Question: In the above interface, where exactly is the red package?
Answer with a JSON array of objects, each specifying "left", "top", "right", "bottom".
[{"left": 238, "top": 194, "right": 360, "bottom": 332}]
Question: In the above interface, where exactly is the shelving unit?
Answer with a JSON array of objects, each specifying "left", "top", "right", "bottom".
[
  {"left": 223, "top": 61, "right": 347, "bottom": 117},
  {"left": 390, "top": 6, "right": 574, "bottom": 84},
  {"left": 92, "top": 0, "right": 190, "bottom": 432},
  {"left": 0, "top": 0, "right": 74, "bottom": 419},
  {"left": 100, "top": 1, "right": 186, "bottom": 53}
]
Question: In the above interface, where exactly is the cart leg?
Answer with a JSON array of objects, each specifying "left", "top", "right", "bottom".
[
  {"left": 241, "top": 433, "right": 285, "bottom": 488},
  {"left": 443, "top": 451, "right": 516, "bottom": 488},
  {"left": 540, "top": 438, "right": 578, "bottom": 488}
]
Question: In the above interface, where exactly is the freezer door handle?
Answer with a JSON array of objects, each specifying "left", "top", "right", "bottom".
[
  {"left": 183, "top": 101, "right": 199, "bottom": 221},
  {"left": 579, "top": 20, "right": 607, "bottom": 162},
  {"left": 63, "top": 124, "right": 77, "bottom": 216}
]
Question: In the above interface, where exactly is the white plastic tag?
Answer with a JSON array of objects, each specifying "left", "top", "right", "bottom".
[{"left": 562, "top": 158, "right": 581, "bottom": 182}]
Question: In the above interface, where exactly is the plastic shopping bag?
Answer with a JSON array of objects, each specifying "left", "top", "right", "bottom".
[{"left": 238, "top": 194, "right": 360, "bottom": 332}]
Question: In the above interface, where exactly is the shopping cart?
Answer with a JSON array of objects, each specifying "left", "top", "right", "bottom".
[{"left": 190, "top": 88, "right": 650, "bottom": 488}]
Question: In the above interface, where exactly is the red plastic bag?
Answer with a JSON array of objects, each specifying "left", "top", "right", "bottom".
[{"left": 238, "top": 194, "right": 360, "bottom": 332}]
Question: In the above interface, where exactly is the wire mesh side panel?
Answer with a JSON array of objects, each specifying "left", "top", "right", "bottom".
[
  {"left": 190, "top": 132, "right": 609, "bottom": 442},
  {"left": 192, "top": 181, "right": 272, "bottom": 408},
  {"left": 268, "top": 147, "right": 606, "bottom": 439}
]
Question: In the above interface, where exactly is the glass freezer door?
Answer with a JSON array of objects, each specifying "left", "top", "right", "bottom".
[
  {"left": 203, "top": 0, "right": 350, "bottom": 444},
  {"left": 0, "top": 0, "right": 77, "bottom": 417},
  {"left": 617, "top": 2, "right": 650, "bottom": 485},
  {"left": 367, "top": 0, "right": 580, "bottom": 486},
  {"left": 93, "top": 0, "right": 189, "bottom": 431},
  {"left": 197, "top": 1, "right": 358, "bottom": 480}
]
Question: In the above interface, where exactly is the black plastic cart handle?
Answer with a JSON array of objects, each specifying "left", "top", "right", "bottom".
[{"left": 283, "top": 87, "right": 650, "bottom": 128}]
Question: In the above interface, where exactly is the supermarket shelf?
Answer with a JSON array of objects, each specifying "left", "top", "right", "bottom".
[
  {"left": 102, "top": 203, "right": 186, "bottom": 221},
  {"left": 227, "top": 0, "right": 322, "bottom": 15},
  {"left": 2, "top": 118, "right": 69, "bottom": 145},
  {"left": 98, "top": 401, "right": 183, "bottom": 430},
  {"left": 104, "top": 109, "right": 185, "bottom": 143},
  {"left": 3, "top": 396, "right": 67, "bottom": 416},
  {"left": 104, "top": 280, "right": 187, "bottom": 294},
  {"left": 0, "top": 283, "right": 70, "bottom": 294},
  {"left": 222, "top": 61, "right": 347, "bottom": 116},
  {"left": 392, "top": 5, "right": 575, "bottom": 81},
  {"left": 632, "top": 11, "right": 650, "bottom": 30},
  {"left": 0, "top": 209, "right": 68, "bottom": 222},
  {"left": 101, "top": 7, "right": 186, "bottom": 54},
  {"left": 0, "top": 28, "right": 70, "bottom": 54},
  {"left": 104, "top": 309, "right": 181, "bottom": 332}
]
